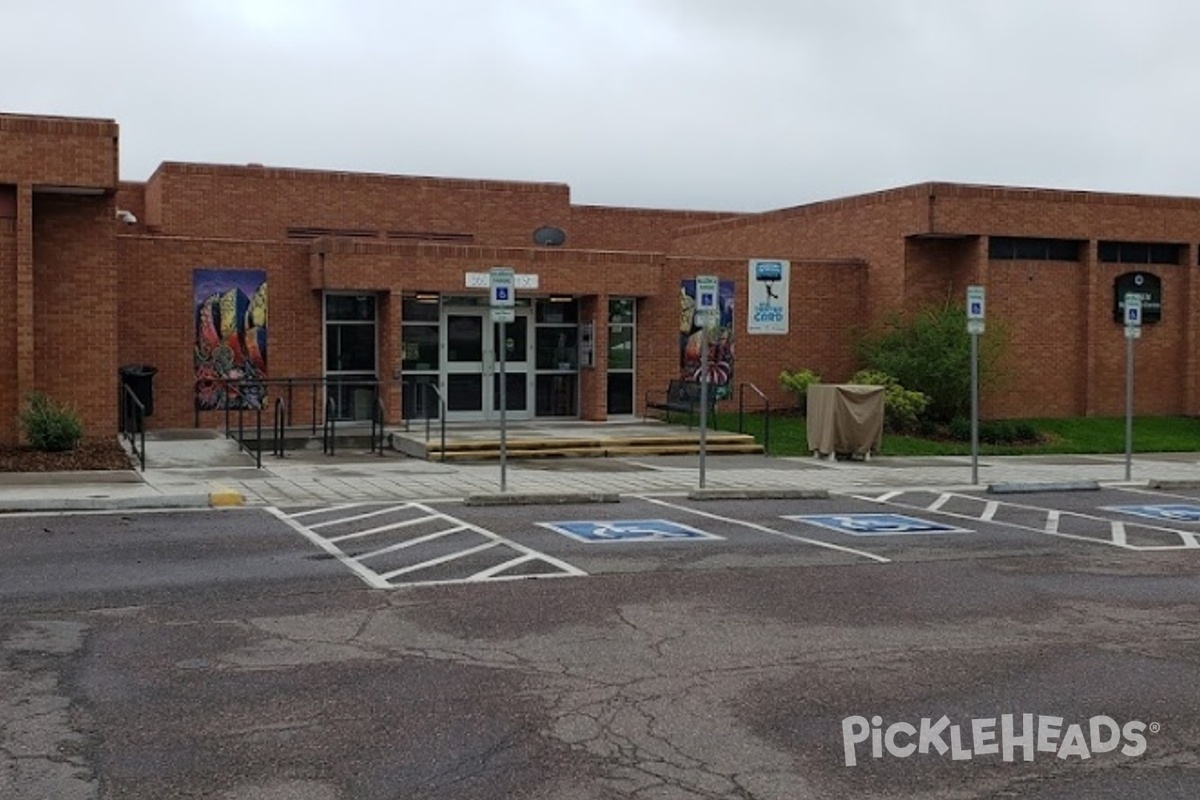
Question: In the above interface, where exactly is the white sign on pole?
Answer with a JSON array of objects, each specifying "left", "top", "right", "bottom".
[
  {"left": 490, "top": 267, "right": 515, "bottom": 308},
  {"left": 491, "top": 307, "right": 514, "bottom": 323},
  {"left": 696, "top": 275, "right": 719, "bottom": 311},
  {"left": 967, "top": 285, "right": 986, "bottom": 321},
  {"left": 1124, "top": 293, "right": 1142, "bottom": 327}
]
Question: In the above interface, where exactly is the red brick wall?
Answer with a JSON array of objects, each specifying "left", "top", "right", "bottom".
[
  {"left": 31, "top": 194, "right": 118, "bottom": 437},
  {"left": 569, "top": 205, "right": 742, "bottom": 251},
  {"left": 0, "top": 218, "right": 15, "bottom": 441},
  {"left": 0, "top": 114, "right": 118, "bottom": 189},
  {"left": 145, "top": 163, "right": 573, "bottom": 247}
]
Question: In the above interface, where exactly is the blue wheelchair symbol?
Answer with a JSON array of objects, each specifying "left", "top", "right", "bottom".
[
  {"left": 1104, "top": 504, "right": 1200, "bottom": 522},
  {"left": 787, "top": 513, "right": 968, "bottom": 536},
  {"left": 539, "top": 519, "right": 720, "bottom": 543}
]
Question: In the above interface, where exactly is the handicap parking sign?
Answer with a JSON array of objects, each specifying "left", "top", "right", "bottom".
[
  {"left": 1103, "top": 504, "right": 1200, "bottom": 522},
  {"left": 786, "top": 513, "right": 970, "bottom": 536},
  {"left": 539, "top": 519, "right": 722, "bottom": 544}
]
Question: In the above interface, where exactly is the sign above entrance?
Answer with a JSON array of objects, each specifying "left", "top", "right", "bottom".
[
  {"left": 489, "top": 267, "right": 515, "bottom": 308},
  {"left": 1113, "top": 271, "right": 1161, "bottom": 324},
  {"left": 466, "top": 272, "right": 540, "bottom": 290}
]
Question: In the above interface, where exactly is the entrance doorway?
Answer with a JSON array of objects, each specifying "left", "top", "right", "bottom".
[{"left": 443, "top": 307, "right": 533, "bottom": 421}]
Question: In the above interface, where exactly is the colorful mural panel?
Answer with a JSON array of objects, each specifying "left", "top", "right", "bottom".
[
  {"left": 194, "top": 269, "right": 268, "bottom": 410},
  {"left": 679, "top": 278, "right": 735, "bottom": 400}
]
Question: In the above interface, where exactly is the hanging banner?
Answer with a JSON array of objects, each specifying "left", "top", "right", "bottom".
[
  {"left": 747, "top": 259, "right": 789, "bottom": 334},
  {"left": 194, "top": 268, "right": 268, "bottom": 410},
  {"left": 680, "top": 278, "right": 735, "bottom": 399}
]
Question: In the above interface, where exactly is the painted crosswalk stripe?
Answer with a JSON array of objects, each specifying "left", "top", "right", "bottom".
[
  {"left": 981, "top": 501, "right": 999, "bottom": 521},
  {"left": 928, "top": 493, "right": 952, "bottom": 512},
  {"left": 378, "top": 541, "right": 501, "bottom": 581},
  {"left": 308, "top": 504, "right": 414, "bottom": 529},
  {"left": 1045, "top": 510, "right": 1060, "bottom": 535},
  {"left": 327, "top": 514, "right": 440, "bottom": 543},
  {"left": 1111, "top": 521, "right": 1127, "bottom": 547},
  {"left": 355, "top": 525, "right": 469, "bottom": 561},
  {"left": 287, "top": 503, "right": 365, "bottom": 519}
]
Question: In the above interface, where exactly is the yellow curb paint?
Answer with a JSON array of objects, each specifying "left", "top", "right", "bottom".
[{"left": 209, "top": 487, "right": 245, "bottom": 507}]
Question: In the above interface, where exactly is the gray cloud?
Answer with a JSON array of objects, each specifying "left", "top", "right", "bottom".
[{"left": 3, "top": 0, "right": 1200, "bottom": 210}]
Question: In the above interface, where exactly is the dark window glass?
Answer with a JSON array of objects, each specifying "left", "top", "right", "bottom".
[
  {"left": 491, "top": 372, "right": 527, "bottom": 412},
  {"left": 446, "top": 315, "right": 483, "bottom": 362},
  {"left": 327, "top": 381, "right": 377, "bottom": 421},
  {"left": 326, "top": 294, "right": 376, "bottom": 321},
  {"left": 401, "top": 325, "right": 439, "bottom": 371},
  {"left": 1150, "top": 243, "right": 1181, "bottom": 264},
  {"left": 607, "top": 373, "right": 634, "bottom": 415},
  {"left": 536, "top": 375, "right": 577, "bottom": 416},
  {"left": 608, "top": 327, "right": 634, "bottom": 370},
  {"left": 493, "top": 316, "right": 527, "bottom": 364},
  {"left": 536, "top": 299, "right": 578, "bottom": 324},
  {"left": 402, "top": 297, "right": 440, "bottom": 322},
  {"left": 326, "top": 325, "right": 376, "bottom": 372},
  {"left": 447, "top": 374, "right": 482, "bottom": 411},
  {"left": 536, "top": 327, "right": 578, "bottom": 370},
  {"left": 989, "top": 236, "right": 1081, "bottom": 261},
  {"left": 1099, "top": 241, "right": 1182, "bottom": 264},
  {"left": 609, "top": 298, "right": 635, "bottom": 324}
]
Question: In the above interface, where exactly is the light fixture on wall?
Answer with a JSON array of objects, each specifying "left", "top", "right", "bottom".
[
  {"left": 415, "top": 293, "right": 439, "bottom": 303},
  {"left": 549, "top": 295, "right": 573, "bottom": 303},
  {"left": 115, "top": 209, "right": 137, "bottom": 224}
]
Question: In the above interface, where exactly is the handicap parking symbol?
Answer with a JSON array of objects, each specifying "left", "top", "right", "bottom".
[
  {"left": 1103, "top": 504, "right": 1200, "bottom": 522},
  {"left": 786, "top": 513, "right": 970, "bottom": 536},
  {"left": 539, "top": 519, "right": 722, "bottom": 544}
]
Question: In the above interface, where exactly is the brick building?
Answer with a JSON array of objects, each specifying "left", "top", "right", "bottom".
[{"left": 1, "top": 110, "right": 1196, "bottom": 444}]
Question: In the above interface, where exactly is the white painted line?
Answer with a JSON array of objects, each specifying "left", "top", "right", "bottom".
[
  {"left": 633, "top": 496, "right": 891, "bottom": 563},
  {"left": 354, "top": 525, "right": 469, "bottom": 561},
  {"left": 287, "top": 503, "right": 365, "bottom": 519},
  {"left": 407, "top": 502, "right": 587, "bottom": 578},
  {"left": 308, "top": 504, "right": 414, "bottom": 529},
  {"left": 981, "top": 501, "right": 999, "bottom": 522},
  {"left": 468, "top": 554, "right": 537, "bottom": 581},
  {"left": 928, "top": 493, "right": 952, "bottom": 512},
  {"left": 1046, "top": 510, "right": 1060, "bottom": 535},
  {"left": 379, "top": 541, "right": 501, "bottom": 581},
  {"left": 327, "top": 515, "right": 440, "bottom": 543},
  {"left": 862, "top": 491, "right": 904, "bottom": 503},
  {"left": 264, "top": 506, "right": 390, "bottom": 589},
  {"left": 1111, "top": 521, "right": 1127, "bottom": 547}
]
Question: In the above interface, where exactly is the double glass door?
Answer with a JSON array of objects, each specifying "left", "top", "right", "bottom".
[{"left": 443, "top": 308, "right": 532, "bottom": 421}]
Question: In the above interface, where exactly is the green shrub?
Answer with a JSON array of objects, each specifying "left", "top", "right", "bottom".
[
  {"left": 854, "top": 302, "right": 1008, "bottom": 424},
  {"left": 850, "top": 369, "right": 930, "bottom": 433},
  {"left": 20, "top": 392, "right": 83, "bottom": 452},
  {"left": 778, "top": 368, "right": 822, "bottom": 414},
  {"left": 948, "top": 417, "right": 1041, "bottom": 444}
]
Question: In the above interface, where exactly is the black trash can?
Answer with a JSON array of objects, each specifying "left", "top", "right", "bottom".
[{"left": 119, "top": 364, "right": 158, "bottom": 417}]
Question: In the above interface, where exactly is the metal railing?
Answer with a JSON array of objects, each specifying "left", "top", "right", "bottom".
[
  {"left": 322, "top": 396, "right": 337, "bottom": 456},
  {"left": 370, "top": 396, "right": 387, "bottom": 455},
  {"left": 424, "top": 383, "right": 447, "bottom": 462},
  {"left": 272, "top": 398, "right": 286, "bottom": 459},
  {"left": 118, "top": 384, "right": 146, "bottom": 472},
  {"left": 738, "top": 382, "right": 771, "bottom": 456}
]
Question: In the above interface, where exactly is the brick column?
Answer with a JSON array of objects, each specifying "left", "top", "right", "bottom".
[
  {"left": 15, "top": 185, "right": 33, "bottom": 424},
  {"left": 1184, "top": 244, "right": 1197, "bottom": 412},
  {"left": 380, "top": 289, "right": 402, "bottom": 424},
  {"left": 577, "top": 294, "right": 608, "bottom": 420},
  {"left": 1082, "top": 240, "right": 1099, "bottom": 416}
]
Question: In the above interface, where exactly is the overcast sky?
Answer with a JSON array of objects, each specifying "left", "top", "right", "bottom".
[{"left": 4, "top": 1, "right": 1200, "bottom": 211}]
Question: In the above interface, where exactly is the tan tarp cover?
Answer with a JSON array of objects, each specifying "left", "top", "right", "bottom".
[{"left": 806, "top": 384, "right": 885, "bottom": 457}]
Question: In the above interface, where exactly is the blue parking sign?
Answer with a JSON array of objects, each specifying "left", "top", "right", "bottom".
[
  {"left": 1104, "top": 504, "right": 1200, "bottom": 522},
  {"left": 539, "top": 519, "right": 721, "bottom": 543},
  {"left": 786, "top": 513, "right": 969, "bottom": 536}
]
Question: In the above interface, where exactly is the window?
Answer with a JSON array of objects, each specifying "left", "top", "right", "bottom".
[
  {"left": 401, "top": 294, "right": 441, "bottom": 420},
  {"left": 607, "top": 298, "right": 636, "bottom": 415},
  {"left": 988, "top": 237, "right": 1082, "bottom": 261},
  {"left": 1098, "top": 241, "right": 1182, "bottom": 265},
  {"left": 533, "top": 298, "right": 579, "bottom": 416}
]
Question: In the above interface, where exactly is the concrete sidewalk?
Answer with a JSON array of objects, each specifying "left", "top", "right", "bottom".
[{"left": 3, "top": 430, "right": 1200, "bottom": 511}]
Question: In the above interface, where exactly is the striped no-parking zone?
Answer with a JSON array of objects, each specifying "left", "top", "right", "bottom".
[{"left": 268, "top": 502, "right": 586, "bottom": 588}]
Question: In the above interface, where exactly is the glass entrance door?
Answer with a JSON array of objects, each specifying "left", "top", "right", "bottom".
[{"left": 443, "top": 308, "right": 532, "bottom": 421}]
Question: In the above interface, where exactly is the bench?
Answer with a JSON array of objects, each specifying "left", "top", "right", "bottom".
[{"left": 644, "top": 379, "right": 717, "bottom": 428}]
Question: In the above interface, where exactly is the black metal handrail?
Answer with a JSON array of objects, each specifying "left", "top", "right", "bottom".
[
  {"left": 322, "top": 396, "right": 336, "bottom": 455},
  {"left": 424, "top": 382, "right": 447, "bottom": 462},
  {"left": 738, "top": 382, "right": 771, "bottom": 456},
  {"left": 118, "top": 384, "right": 146, "bottom": 472},
  {"left": 370, "top": 395, "right": 387, "bottom": 455},
  {"left": 272, "top": 398, "right": 286, "bottom": 458}
]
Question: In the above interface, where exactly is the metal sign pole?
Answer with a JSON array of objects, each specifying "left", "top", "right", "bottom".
[
  {"left": 500, "top": 320, "right": 508, "bottom": 492},
  {"left": 971, "top": 331, "right": 979, "bottom": 486},
  {"left": 1125, "top": 328, "right": 1134, "bottom": 482},
  {"left": 699, "top": 324, "right": 708, "bottom": 489}
]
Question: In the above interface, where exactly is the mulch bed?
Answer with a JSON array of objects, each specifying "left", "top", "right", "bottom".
[{"left": 0, "top": 439, "right": 135, "bottom": 472}]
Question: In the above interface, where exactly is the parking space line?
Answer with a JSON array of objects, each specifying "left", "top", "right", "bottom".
[
  {"left": 633, "top": 496, "right": 891, "bottom": 563},
  {"left": 981, "top": 501, "right": 999, "bottom": 521},
  {"left": 288, "top": 503, "right": 365, "bottom": 519},
  {"left": 265, "top": 507, "right": 391, "bottom": 589},
  {"left": 327, "top": 515, "right": 440, "bottom": 543},
  {"left": 469, "top": 554, "right": 537, "bottom": 581},
  {"left": 856, "top": 491, "right": 1200, "bottom": 550},
  {"left": 378, "top": 541, "right": 501, "bottom": 581},
  {"left": 309, "top": 504, "right": 414, "bottom": 529},
  {"left": 929, "top": 493, "right": 952, "bottom": 511},
  {"left": 355, "top": 525, "right": 468, "bottom": 561}
]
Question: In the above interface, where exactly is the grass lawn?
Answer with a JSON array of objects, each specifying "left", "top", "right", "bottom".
[{"left": 713, "top": 411, "right": 1200, "bottom": 457}]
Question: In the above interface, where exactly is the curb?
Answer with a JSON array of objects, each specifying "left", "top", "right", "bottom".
[
  {"left": 1148, "top": 479, "right": 1200, "bottom": 490},
  {"left": 209, "top": 486, "right": 246, "bottom": 507},
  {"left": 0, "top": 493, "right": 215, "bottom": 513},
  {"left": 687, "top": 488, "right": 830, "bottom": 501},
  {"left": 463, "top": 492, "right": 621, "bottom": 507},
  {"left": 987, "top": 480, "right": 1101, "bottom": 494}
]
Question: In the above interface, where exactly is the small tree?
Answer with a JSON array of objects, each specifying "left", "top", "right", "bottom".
[
  {"left": 20, "top": 392, "right": 83, "bottom": 452},
  {"left": 779, "top": 368, "right": 822, "bottom": 415},
  {"left": 854, "top": 301, "right": 1006, "bottom": 424}
]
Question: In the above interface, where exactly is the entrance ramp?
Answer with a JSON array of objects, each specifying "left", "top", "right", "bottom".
[{"left": 390, "top": 421, "right": 764, "bottom": 461}]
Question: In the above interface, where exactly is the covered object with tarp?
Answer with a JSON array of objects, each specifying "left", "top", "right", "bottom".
[{"left": 806, "top": 384, "right": 885, "bottom": 459}]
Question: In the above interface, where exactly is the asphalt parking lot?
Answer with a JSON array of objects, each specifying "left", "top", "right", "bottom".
[{"left": 273, "top": 486, "right": 1200, "bottom": 589}]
